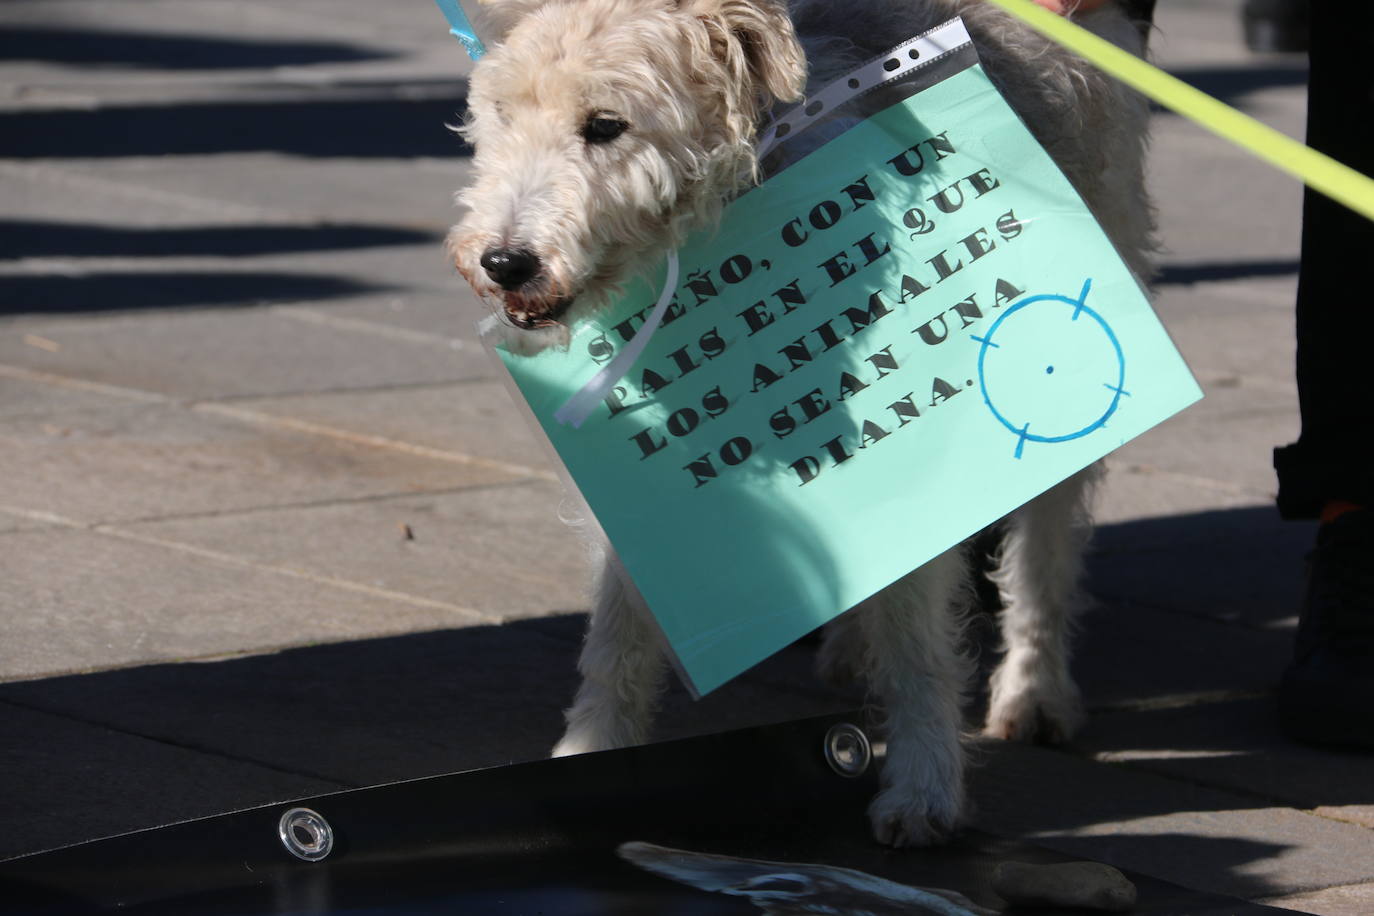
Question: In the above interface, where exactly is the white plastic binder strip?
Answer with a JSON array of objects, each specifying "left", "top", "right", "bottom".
[{"left": 757, "top": 17, "right": 973, "bottom": 158}]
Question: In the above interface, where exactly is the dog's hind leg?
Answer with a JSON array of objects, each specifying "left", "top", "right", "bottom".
[
  {"left": 553, "top": 551, "right": 665, "bottom": 757},
  {"left": 983, "top": 463, "right": 1101, "bottom": 744},
  {"left": 859, "top": 546, "right": 973, "bottom": 847}
]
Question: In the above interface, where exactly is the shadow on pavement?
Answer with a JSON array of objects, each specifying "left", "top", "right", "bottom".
[
  {"left": 0, "top": 614, "right": 856, "bottom": 859},
  {"left": 0, "top": 220, "right": 441, "bottom": 260},
  {"left": 0, "top": 26, "right": 394, "bottom": 70},
  {"left": 1080, "top": 697, "right": 1374, "bottom": 807},
  {"left": 0, "top": 272, "right": 389, "bottom": 314},
  {"left": 0, "top": 507, "right": 1335, "bottom": 896},
  {"left": 1160, "top": 61, "right": 1309, "bottom": 111},
  {"left": 1156, "top": 259, "right": 1300, "bottom": 285},
  {"left": 0, "top": 95, "right": 471, "bottom": 159},
  {"left": 1088, "top": 505, "right": 1314, "bottom": 629}
]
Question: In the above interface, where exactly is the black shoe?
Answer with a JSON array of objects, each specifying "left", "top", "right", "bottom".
[
  {"left": 1242, "top": 0, "right": 1310, "bottom": 53},
  {"left": 1279, "top": 509, "right": 1374, "bottom": 748}
]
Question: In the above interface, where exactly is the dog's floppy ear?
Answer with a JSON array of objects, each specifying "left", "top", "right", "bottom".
[{"left": 688, "top": 0, "right": 807, "bottom": 105}]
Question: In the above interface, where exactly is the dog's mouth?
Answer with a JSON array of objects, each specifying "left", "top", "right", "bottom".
[{"left": 502, "top": 293, "right": 574, "bottom": 330}]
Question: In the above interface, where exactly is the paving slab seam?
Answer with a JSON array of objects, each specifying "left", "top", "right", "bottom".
[
  {"left": 104, "top": 525, "right": 494, "bottom": 622},
  {"left": 96, "top": 478, "right": 551, "bottom": 529},
  {"left": 1053, "top": 734, "right": 1374, "bottom": 836},
  {"left": 192, "top": 401, "right": 555, "bottom": 481},
  {"left": 1083, "top": 583, "right": 1296, "bottom": 635},
  {"left": 0, "top": 361, "right": 556, "bottom": 482},
  {"left": 1088, "top": 687, "right": 1272, "bottom": 714},
  {"left": 1299, "top": 809, "right": 1374, "bottom": 832},
  {"left": 1103, "top": 459, "right": 1275, "bottom": 500},
  {"left": 0, "top": 361, "right": 171, "bottom": 404},
  {"left": 0, "top": 697, "right": 361, "bottom": 789},
  {"left": 1258, "top": 882, "right": 1374, "bottom": 914},
  {"left": 269, "top": 304, "right": 467, "bottom": 348},
  {"left": 0, "top": 502, "right": 495, "bottom": 624},
  {"left": 0, "top": 161, "right": 299, "bottom": 222},
  {"left": 1080, "top": 754, "right": 1310, "bottom": 815},
  {"left": 198, "top": 375, "right": 504, "bottom": 403}
]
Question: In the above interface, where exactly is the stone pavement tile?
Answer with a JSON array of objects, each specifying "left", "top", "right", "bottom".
[
  {"left": 0, "top": 516, "right": 47, "bottom": 534},
  {"left": 1263, "top": 883, "right": 1374, "bottom": 916},
  {"left": 99, "top": 239, "right": 455, "bottom": 295},
  {"left": 269, "top": 289, "right": 484, "bottom": 342},
  {"left": 1095, "top": 459, "right": 1267, "bottom": 525},
  {"left": 0, "top": 622, "right": 580, "bottom": 792},
  {"left": 969, "top": 739, "right": 1374, "bottom": 902},
  {"left": 0, "top": 392, "right": 518, "bottom": 525},
  {"left": 1157, "top": 269, "right": 1299, "bottom": 311},
  {"left": 0, "top": 619, "right": 856, "bottom": 801},
  {"left": 1072, "top": 699, "right": 1374, "bottom": 812},
  {"left": 0, "top": 161, "right": 275, "bottom": 229},
  {"left": 1151, "top": 286, "right": 1299, "bottom": 390},
  {"left": 1068, "top": 594, "right": 1292, "bottom": 708},
  {"left": 0, "top": 304, "right": 487, "bottom": 397},
  {"left": 231, "top": 380, "right": 557, "bottom": 475},
  {"left": 1150, "top": 121, "right": 1306, "bottom": 269},
  {"left": 0, "top": 526, "right": 491, "bottom": 681},
  {"left": 0, "top": 701, "right": 342, "bottom": 861},
  {"left": 1087, "top": 505, "right": 1315, "bottom": 629},
  {"left": 3, "top": 156, "right": 468, "bottom": 229},
  {"left": 1109, "top": 375, "right": 1297, "bottom": 499},
  {"left": 125, "top": 480, "right": 586, "bottom": 620},
  {"left": 1312, "top": 807, "right": 1374, "bottom": 830},
  {"left": 1151, "top": 0, "right": 1257, "bottom": 67},
  {"left": 0, "top": 369, "right": 147, "bottom": 419},
  {"left": 0, "top": 0, "right": 445, "bottom": 47}
]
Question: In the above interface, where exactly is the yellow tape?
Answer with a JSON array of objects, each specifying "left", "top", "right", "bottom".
[{"left": 983, "top": 0, "right": 1374, "bottom": 223}]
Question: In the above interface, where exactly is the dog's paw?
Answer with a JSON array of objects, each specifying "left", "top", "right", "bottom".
[
  {"left": 983, "top": 676, "right": 1085, "bottom": 745},
  {"left": 551, "top": 730, "right": 623, "bottom": 758},
  {"left": 867, "top": 787, "right": 961, "bottom": 848},
  {"left": 551, "top": 719, "right": 643, "bottom": 758},
  {"left": 550, "top": 734, "right": 594, "bottom": 758}
]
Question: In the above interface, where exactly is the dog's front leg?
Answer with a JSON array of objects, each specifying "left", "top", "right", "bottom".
[
  {"left": 859, "top": 547, "right": 972, "bottom": 847},
  {"left": 552, "top": 550, "right": 665, "bottom": 757},
  {"left": 983, "top": 463, "right": 1101, "bottom": 744}
]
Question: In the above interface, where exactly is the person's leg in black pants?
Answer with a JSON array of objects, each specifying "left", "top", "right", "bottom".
[{"left": 1273, "top": 3, "right": 1374, "bottom": 745}]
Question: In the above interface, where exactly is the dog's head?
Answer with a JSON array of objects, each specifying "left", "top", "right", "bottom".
[{"left": 448, "top": 0, "right": 805, "bottom": 337}]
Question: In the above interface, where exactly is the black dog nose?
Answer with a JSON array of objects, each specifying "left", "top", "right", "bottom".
[{"left": 480, "top": 247, "right": 541, "bottom": 290}]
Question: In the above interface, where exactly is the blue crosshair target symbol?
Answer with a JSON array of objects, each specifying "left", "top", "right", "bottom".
[{"left": 973, "top": 279, "right": 1128, "bottom": 459}]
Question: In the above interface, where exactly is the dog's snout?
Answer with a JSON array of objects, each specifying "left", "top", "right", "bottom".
[{"left": 480, "top": 247, "right": 541, "bottom": 290}]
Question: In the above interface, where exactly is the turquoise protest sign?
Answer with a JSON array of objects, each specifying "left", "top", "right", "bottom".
[{"left": 495, "top": 53, "right": 1201, "bottom": 697}]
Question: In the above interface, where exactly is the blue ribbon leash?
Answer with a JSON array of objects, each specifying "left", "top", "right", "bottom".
[{"left": 433, "top": 0, "right": 486, "bottom": 60}]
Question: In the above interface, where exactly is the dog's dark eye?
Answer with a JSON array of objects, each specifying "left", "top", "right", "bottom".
[{"left": 583, "top": 115, "right": 628, "bottom": 144}]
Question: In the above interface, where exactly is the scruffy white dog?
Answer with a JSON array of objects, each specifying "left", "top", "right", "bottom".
[{"left": 449, "top": 0, "right": 1152, "bottom": 847}]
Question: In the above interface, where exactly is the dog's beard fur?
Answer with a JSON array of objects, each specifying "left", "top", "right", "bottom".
[{"left": 448, "top": 0, "right": 805, "bottom": 340}]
